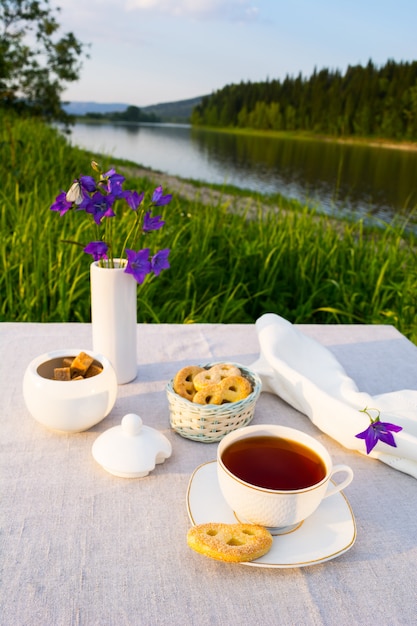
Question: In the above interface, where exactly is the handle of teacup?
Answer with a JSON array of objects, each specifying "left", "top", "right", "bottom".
[{"left": 323, "top": 464, "right": 354, "bottom": 499}]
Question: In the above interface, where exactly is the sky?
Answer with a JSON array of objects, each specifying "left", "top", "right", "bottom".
[{"left": 54, "top": 0, "right": 417, "bottom": 107}]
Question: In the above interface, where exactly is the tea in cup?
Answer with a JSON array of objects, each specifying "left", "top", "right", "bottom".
[{"left": 217, "top": 424, "right": 353, "bottom": 530}]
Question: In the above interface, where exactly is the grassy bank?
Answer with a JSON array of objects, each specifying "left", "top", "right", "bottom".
[{"left": 1, "top": 111, "right": 416, "bottom": 343}]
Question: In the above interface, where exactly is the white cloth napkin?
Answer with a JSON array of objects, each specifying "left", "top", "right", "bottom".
[{"left": 250, "top": 314, "right": 417, "bottom": 479}]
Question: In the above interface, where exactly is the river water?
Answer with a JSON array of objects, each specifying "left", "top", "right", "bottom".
[{"left": 69, "top": 122, "right": 417, "bottom": 225}]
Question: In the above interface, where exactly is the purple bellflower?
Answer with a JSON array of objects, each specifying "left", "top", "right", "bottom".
[
  {"left": 84, "top": 241, "right": 109, "bottom": 261},
  {"left": 143, "top": 210, "right": 165, "bottom": 232},
  {"left": 101, "top": 169, "right": 126, "bottom": 198},
  {"left": 124, "top": 190, "right": 145, "bottom": 211},
  {"left": 50, "top": 161, "right": 172, "bottom": 284},
  {"left": 125, "top": 248, "right": 152, "bottom": 284},
  {"left": 80, "top": 192, "right": 116, "bottom": 225},
  {"left": 50, "top": 191, "right": 72, "bottom": 216},
  {"left": 79, "top": 175, "right": 97, "bottom": 193},
  {"left": 151, "top": 249, "right": 170, "bottom": 275},
  {"left": 355, "top": 407, "right": 402, "bottom": 454},
  {"left": 152, "top": 185, "right": 173, "bottom": 206}
]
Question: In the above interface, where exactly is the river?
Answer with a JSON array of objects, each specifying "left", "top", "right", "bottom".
[{"left": 69, "top": 122, "right": 417, "bottom": 226}]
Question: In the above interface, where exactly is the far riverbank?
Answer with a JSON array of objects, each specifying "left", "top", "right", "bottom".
[
  {"left": 189, "top": 125, "right": 417, "bottom": 153},
  {"left": 76, "top": 117, "right": 417, "bottom": 152}
]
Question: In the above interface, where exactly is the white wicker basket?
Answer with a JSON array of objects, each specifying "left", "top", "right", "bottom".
[{"left": 166, "top": 362, "right": 262, "bottom": 443}]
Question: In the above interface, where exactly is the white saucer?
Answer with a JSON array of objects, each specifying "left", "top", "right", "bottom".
[{"left": 186, "top": 461, "right": 356, "bottom": 568}]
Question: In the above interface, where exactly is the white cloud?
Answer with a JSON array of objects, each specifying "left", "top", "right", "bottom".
[{"left": 124, "top": 0, "right": 260, "bottom": 21}]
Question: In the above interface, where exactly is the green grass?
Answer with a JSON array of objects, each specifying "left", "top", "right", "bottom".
[{"left": 1, "top": 110, "right": 416, "bottom": 344}]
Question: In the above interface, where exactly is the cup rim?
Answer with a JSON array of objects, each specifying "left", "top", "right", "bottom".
[{"left": 217, "top": 424, "right": 332, "bottom": 495}]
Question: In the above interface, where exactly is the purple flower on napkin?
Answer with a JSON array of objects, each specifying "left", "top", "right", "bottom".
[{"left": 356, "top": 407, "right": 402, "bottom": 454}]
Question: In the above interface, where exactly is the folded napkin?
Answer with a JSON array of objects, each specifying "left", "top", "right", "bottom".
[{"left": 250, "top": 314, "right": 417, "bottom": 479}]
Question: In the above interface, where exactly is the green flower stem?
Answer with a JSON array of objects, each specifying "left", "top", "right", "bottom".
[
  {"left": 120, "top": 207, "right": 145, "bottom": 260},
  {"left": 105, "top": 215, "right": 114, "bottom": 268},
  {"left": 359, "top": 407, "right": 381, "bottom": 424},
  {"left": 59, "top": 239, "right": 85, "bottom": 249}
]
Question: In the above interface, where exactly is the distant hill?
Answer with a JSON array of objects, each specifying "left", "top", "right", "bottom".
[
  {"left": 62, "top": 102, "right": 128, "bottom": 116},
  {"left": 141, "top": 96, "right": 206, "bottom": 122},
  {"left": 62, "top": 95, "right": 206, "bottom": 123}
]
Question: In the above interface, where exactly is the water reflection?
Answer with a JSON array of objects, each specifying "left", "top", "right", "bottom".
[
  {"left": 189, "top": 128, "right": 417, "bottom": 222},
  {"left": 69, "top": 122, "right": 417, "bottom": 223}
]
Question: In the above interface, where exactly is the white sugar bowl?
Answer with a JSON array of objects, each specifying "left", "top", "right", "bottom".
[
  {"left": 92, "top": 413, "right": 172, "bottom": 478},
  {"left": 23, "top": 349, "right": 118, "bottom": 433}
]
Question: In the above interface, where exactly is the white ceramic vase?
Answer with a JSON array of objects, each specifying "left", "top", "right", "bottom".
[{"left": 90, "top": 260, "right": 137, "bottom": 384}]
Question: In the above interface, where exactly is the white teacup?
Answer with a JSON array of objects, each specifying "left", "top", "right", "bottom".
[{"left": 217, "top": 424, "right": 353, "bottom": 530}]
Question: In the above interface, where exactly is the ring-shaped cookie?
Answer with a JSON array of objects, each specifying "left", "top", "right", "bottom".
[
  {"left": 173, "top": 365, "right": 204, "bottom": 401},
  {"left": 219, "top": 375, "right": 252, "bottom": 402},
  {"left": 187, "top": 523, "right": 273, "bottom": 562},
  {"left": 210, "top": 363, "right": 241, "bottom": 379},
  {"left": 193, "top": 368, "right": 222, "bottom": 391},
  {"left": 193, "top": 383, "right": 223, "bottom": 405}
]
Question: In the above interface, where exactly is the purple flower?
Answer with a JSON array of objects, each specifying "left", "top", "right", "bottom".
[
  {"left": 80, "top": 192, "right": 116, "bottom": 225},
  {"left": 355, "top": 408, "right": 402, "bottom": 454},
  {"left": 124, "top": 190, "right": 145, "bottom": 211},
  {"left": 50, "top": 161, "right": 173, "bottom": 276},
  {"left": 124, "top": 248, "right": 152, "bottom": 284},
  {"left": 151, "top": 248, "right": 170, "bottom": 275},
  {"left": 152, "top": 185, "right": 172, "bottom": 206},
  {"left": 79, "top": 175, "right": 97, "bottom": 193},
  {"left": 102, "top": 169, "right": 125, "bottom": 198},
  {"left": 50, "top": 191, "right": 72, "bottom": 216},
  {"left": 84, "top": 241, "right": 108, "bottom": 261},
  {"left": 143, "top": 210, "right": 165, "bottom": 232}
]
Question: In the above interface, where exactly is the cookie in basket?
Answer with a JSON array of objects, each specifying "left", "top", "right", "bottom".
[
  {"left": 167, "top": 362, "right": 262, "bottom": 442},
  {"left": 173, "top": 363, "right": 253, "bottom": 405},
  {"left": 173, "top": 365, "right": 204, "bottom": 401}
]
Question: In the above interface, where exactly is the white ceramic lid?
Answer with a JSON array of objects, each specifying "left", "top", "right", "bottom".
[{"left": 92, "top": 413, "right": 172, "bottom": 478}]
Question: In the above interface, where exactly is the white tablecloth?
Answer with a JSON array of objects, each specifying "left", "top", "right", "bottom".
[{"left": 1, "top": 322, "right": 416, "bottom": 626}]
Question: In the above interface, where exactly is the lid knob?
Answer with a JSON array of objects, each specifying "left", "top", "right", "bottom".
[{"left": 122, "top": 413, "right": 143, "bottom": 435}]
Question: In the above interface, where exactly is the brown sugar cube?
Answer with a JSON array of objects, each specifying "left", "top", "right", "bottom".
[
  {"left": 63, "top": 357, "right": 73, "bottom": 367},
  {"left": 84, "top": 363, "right": 103, "bottom": 378},
  {"left": 70, "top": 351, "right": 94, "bottom": 377},
  {"left": 54, "top": 367, "right": 71, "bottom": 381}
]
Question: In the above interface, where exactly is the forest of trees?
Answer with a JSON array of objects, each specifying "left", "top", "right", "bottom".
[
  {"left": 191, "top": 60, "right": 417, "bottom": 141},
  {"left": 83, "top": 105, "right": 160, "bottom": 123}
]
